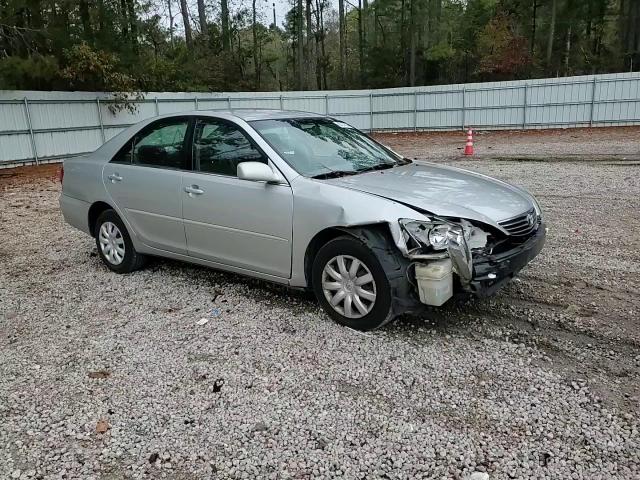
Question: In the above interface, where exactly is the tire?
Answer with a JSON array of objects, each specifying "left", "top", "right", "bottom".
[
  {"left": 94, "top": 209, "right": 147, "bottom": 274},
  {"left": 312, "top": 235, "right": 395, "bottom": 330}
]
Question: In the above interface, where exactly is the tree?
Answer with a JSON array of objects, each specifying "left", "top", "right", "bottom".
[
  {"left": 338, "top": 0, "right": 346, "bottom": 86},
  {"left": 222, "top": 0, "right": 231, "bottom": 50},
  {"left": 546, "top": 0, "right": 556, "bottom": 64},
  {"left": 0, "top": 0, "right": 636, "bottom": 94},
  {"left": 197, "top": 0, "right": 207, "bottom": 35},
  {"left": 477, "top": 13, "right": 532, "bottom": 78},
  {"left": 179, "top": 0, "right": 193, "bottom": 46}
]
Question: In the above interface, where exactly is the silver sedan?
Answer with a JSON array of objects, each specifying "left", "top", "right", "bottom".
[{"left": 60, "top": 110, "right": 546, "bottom": 330}]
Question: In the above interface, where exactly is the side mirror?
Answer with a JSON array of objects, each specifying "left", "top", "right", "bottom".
[{"left": 237, "top": 162, "right": 281, "bottom": 183}]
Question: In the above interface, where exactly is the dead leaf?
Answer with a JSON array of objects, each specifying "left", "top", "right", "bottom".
[
  {"left": 88, "top": 370, "right": 111, "bottom": 379},
  {"left": 96, "top": 419, "right": 110, "bottom": 434}
]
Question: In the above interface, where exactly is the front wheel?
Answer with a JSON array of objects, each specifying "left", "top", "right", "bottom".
[{"left": 312, "top": 236, "right": 394, "bottom": 330}]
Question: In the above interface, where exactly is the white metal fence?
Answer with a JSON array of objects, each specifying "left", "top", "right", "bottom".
[{"left": 1, "top": 72, "right": 639, "bottom": 166}]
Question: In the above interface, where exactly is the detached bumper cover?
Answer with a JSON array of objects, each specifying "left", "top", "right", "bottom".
[{"left": 469, "top": 223, "right": 547, "bottom": 297}]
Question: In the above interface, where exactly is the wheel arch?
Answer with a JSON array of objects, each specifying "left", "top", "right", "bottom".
[
  {"left": 88, "top": 201, "right": 115, "bottom": 237},
  {"left": 303, "top": 223, "right": 394, "bottom": 288}
]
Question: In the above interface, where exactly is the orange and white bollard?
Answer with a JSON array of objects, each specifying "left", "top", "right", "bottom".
[{"left": 464, "top": 128, "right": 474, "bottom": 156}]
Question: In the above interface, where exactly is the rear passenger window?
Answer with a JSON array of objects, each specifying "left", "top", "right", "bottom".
[
  {"left": 132, "top": 120, "right": 189, "bottom": 169},
  {"left": 193, "top": 119, "right": 266, "bottom": 176}
]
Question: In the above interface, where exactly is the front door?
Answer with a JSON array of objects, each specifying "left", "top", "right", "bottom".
[
  {"left": 102, "top": 117, "right": 191, "bottom": 254},
  {"left": 182, "top": 118, "right": 293, "bottom": 278}
]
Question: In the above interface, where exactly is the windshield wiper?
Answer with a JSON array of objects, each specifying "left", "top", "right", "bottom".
[
  {"left": 356, "top": 162, "right": 397, "bottom": 173},
  {"left": 310, "top": 170, "right": 360, "bottom": 179}
]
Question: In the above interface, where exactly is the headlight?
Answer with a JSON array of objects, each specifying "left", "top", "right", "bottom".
[
  {"left": 399, "top": 219, "right": 451, "bottom": 251},
  {"left": 532, "top": 197, "right": 543, "bottom": 219},
  {"left": 428, "top": 225, "right": 450, "bottom": 250}
]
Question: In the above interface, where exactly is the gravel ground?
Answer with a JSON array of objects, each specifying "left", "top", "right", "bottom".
[
  {"left": 1, "top": 129, "right": 639, "bottom": 479},
  {"left": 375, "top": 126, "right": 640, "bottom": 162}
]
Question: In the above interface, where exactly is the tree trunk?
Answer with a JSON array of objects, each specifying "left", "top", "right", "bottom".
[
  {"left": 180, "top": 0, "right": 192, "bottom": 46},
  {"left": 79, "top": 0, "right": 94, "bottom": 42},
  {"left": 120, "top": 0, "right": 129, "bottom": 40},
  {"left": 318, "top": 0, "right": 328, "bottom": 89},
  {"left": 546, "top": 0, "right": 556, "bottom": 65},
  {"left": 221, "top": 0, "right": 230, "bottom": 51},
  {"left": 531, "top": 0, "right": 537, "bottom": 55},
  {"left": 338, "top": 0, "right": 346, "bottom": 87},
  {"left": 408, "top": 0, "right": 416, "bottom": 86},
  {"left": 564, "top": 24, "right": 571, "bottom": 75},
  {"left": 168, "top": 0, "right": 174, "bottom": 44},
  {"left": 26, "top": 0, "right": 43, "bottom": 29},
  {"left": 305, "top": 0, "right": 313, "bottom": 90},
  {"left": 358, "top": 0, "right": 364, "bottom": 87},
  {"left": 197, "top": 0, "right": 207, "bottom": 35},
  {"left": 252, "top": 0, "right": 260, "bottom": 88},
  {"left": 400, "top": 0, "right": 406, "bottom": 81},
  {"left": 127, "top": 0, "right": 138, "bottom": 53},
  {"left": 296, "top": 0, "right": 304, "bottom": 89},
  {"left": 314, "top": 0, "right": 323, "bottom": 89},
  {"left": 97, "top": 0, "right": 106, "bottom": 36}
]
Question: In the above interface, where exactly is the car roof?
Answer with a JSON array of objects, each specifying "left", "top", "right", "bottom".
[{"left": 160, "top": 109, "right": 327, "bottom": 122}]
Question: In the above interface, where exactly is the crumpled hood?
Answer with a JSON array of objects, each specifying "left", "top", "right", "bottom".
[{"left": 327, "top": 162, "right": 534, "bottom": 227}]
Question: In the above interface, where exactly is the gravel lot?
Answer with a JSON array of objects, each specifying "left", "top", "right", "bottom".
[{"left": 1, "top": 129, "right": 639, "bottom": 479}]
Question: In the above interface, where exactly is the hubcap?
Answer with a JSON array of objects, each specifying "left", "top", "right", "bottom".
[
  {"left": 322, "top": 255, "right": 377, "bottom": 319},
  {"left": 98, "top": 222, "right": 125, "bottom": 265}
]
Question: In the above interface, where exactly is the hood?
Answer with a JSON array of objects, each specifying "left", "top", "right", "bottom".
[{"left": 326, "top": 163, "right": 533, "bottom": 227}]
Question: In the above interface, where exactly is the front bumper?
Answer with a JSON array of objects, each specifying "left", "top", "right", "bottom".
[{"left": 468, "top": 222, "right": 547, "bottom": 297}]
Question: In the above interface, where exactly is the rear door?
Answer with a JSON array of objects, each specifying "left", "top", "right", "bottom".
[
  {"left": 102, "top": 117, "right": 191, "bottom": 254},
  {"left": 182, "top": 117, "right": 294, "bottom": 278}
]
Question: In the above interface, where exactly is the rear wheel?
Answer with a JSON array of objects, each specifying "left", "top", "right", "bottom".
[
  {"left": 94, "top": 209, "right": 146, "bottom": 273},
  {"left": 312, "top": 236, "right": 394, "bottom": 330}
]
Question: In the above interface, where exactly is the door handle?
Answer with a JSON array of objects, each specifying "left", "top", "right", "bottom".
[
  {"left": 184, "top": 185, "right": 204, "bottom": 195},
  {"left": 108, "top": 173, "right": 123, "bottom": 182}
]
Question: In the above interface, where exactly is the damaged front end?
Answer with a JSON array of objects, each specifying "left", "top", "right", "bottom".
[{"left": 392, "top": 214, "right": 546, "bottom": 306}]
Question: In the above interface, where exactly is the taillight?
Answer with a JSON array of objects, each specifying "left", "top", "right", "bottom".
[{"left": 58, "top": 166, "right": 64, "bottom": 184}]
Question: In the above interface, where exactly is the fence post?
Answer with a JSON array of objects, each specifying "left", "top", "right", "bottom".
[
  {"left": 96, "top": 98, "right": 106, "bottom": 143},
  {"left": 227, "top": 97, "right": 232, "bottom": 110},
  {"left": 413, "top": 91, "right": 418, "bottom": 132},
  {"left": 461, "top": 87, "right": 466, "bottom": 130},
  {"left": 154, "top": 97, "right": 160, "bottom": 116},
  {"left": 325, "top": 94, "right": 329, "bottom": 115},
  {"left": 589, "top": 77, "right": 598, "bottom": 127},
  {"left": 369, "top": 92, "right": 374, "bottom": 132},
  {"left": 279, "top": 95, "right": 284, "bottom": 110},
  {"left": 194, "top": 97, "right": 199, "bottom": 110},
  {"left": 23, "top": 97, "right": 38, "bottom": 165},
  {"left": 523, "top": 84, "right": 528, "bottom": 129}
]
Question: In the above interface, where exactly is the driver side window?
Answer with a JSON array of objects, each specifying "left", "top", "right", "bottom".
[{"left": 193, "top": 119, "right": 266, "bottom": 176}]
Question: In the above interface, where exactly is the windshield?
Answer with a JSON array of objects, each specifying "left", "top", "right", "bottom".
[{"left": 250, "top": 118, "right": 403, "bottom": 178}]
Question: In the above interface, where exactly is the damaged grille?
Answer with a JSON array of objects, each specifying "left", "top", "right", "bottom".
[{"left": 499, "top": 208, "right": 538, "bottom": 237}]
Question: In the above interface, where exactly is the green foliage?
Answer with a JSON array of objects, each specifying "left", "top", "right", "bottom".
[
  {"left": 476, "top": 13, "right": 532, "bottom": 78},
  {"left": 0, "top": 55, "right": 59, "bottom": 90},
  {"left": 61, "top": 43, "right": 143, "bottom": 114},
  {"left": 0, "top": 0, "right": 637, "bottom": 93}
]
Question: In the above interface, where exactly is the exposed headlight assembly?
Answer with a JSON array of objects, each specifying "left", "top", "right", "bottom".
[{"left": 399, "top": 219, "right": 452, "bottom": 251}]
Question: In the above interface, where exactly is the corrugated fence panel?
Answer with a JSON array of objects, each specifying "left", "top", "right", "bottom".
[
  {"left": 0, "top": 134, "right": 32, "bottom": 162},
  {"left": 0, "top": 102, "right": 28, "bottom": 132},
  {"left": 28, "top": 101, "right": 98, "bottom": 131},
  {"left": 281, "top": 96, "right": 326, "bottom": 114},
  {"left": 34, "top": 129, "right": 103, "bottom": 159},
  {"left": 2, "top": 72, "right": 639, "bottom": 165},
  {"left": 101, "top": 101, "right": 156, "bottom": 127},
  {"left": 328, "top": 95, "right": 370, "bottom": 129}
]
